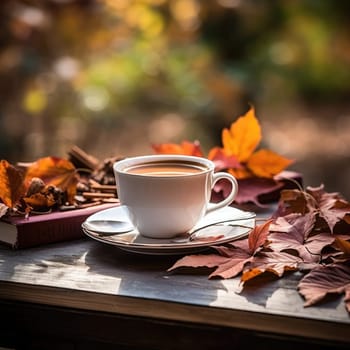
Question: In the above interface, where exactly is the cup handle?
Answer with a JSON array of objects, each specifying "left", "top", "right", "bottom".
[{"left": 206, "top": 172, "right": 238, "bottom": 214}]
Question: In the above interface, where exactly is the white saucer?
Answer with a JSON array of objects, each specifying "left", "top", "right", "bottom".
[{"left": 82, "top": 206, "right": 256, "bottom": 255}]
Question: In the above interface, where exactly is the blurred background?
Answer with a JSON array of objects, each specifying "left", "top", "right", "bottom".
[{"left": 1, "top": 0, "right": 350, "bottom": 198}]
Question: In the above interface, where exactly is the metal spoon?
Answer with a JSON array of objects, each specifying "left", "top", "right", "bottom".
[
  {"left": 83, "top": 220, "right": 134, "bottom": 235},
  {"left": 171, "top": 214, "right": 256, "bottom": 243}
]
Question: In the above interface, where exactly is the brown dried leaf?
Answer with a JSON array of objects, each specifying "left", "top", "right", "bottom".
[
  {"left": 332, "top": 237, "right": 350, "bottom": 262},
  {"left": 24, "top": 192, "right": 55, "bottom": 209},
  {"left": 298, "top": 263, "right": 350, "bottom": 313},
  {"left": 168, "top": 221, "right": 272, "bottom": 279},
  {"left": 167, "top": 253, "right": 234, "bottom": 273},
  {"left": 269, "top": 213, "right": 335, "bottom": 263},
  {"left": 309, "top": 185, "right": 350, "bottom": 233},
  {"left": 241, "top": 251, "right": 301, "bottom": 283},
  {"left": 248, "top": 219, "right": 273, "bottom": 254},
  {"left": 276, "top": 189, "right": 309, "bottom": 216}
]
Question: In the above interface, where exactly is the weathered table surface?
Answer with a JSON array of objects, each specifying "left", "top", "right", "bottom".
[{"left": 0, "top": 227, "right": 349, "bottom": 349}]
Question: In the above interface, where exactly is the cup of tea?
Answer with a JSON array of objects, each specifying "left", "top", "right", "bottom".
[{"left": 113, "top": 154, "right": 238, "bottom": 239}]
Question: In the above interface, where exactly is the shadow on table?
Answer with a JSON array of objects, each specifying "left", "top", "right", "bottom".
[{"left": 84, "top": 242, "right": 227, "bottom": 306}]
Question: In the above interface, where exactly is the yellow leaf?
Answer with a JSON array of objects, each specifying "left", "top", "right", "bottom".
[
  {"left": 222, "top": 106, "right": 261, "bottom": 162},
  {"left": 247, "top": 149, "right": 294, "bottom": 178}
]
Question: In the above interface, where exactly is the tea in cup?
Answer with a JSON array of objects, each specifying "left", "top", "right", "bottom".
[{"left": 113, "top": 155, "right": 238, "bottom": 239}]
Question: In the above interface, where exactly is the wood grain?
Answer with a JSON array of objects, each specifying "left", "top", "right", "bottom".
[{"left": 0, "top": 239, "right": 349, "bottom": 345}]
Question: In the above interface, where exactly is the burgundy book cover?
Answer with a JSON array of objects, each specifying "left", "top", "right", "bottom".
[{"left": 0, "top": 203, "right": 118, "bottom": 249}]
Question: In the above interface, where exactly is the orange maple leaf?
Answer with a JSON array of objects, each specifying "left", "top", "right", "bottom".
[
  {"left": 0, "top": 160, "right": 26, "bottom": 208},
  {"left": 152, "top": 140, "right": 204, "bottom": 157},
  {"left": 247, "top": 149, "right": 294, "bottom": 178},
  {"left": 209, "top": 106, "right": 294, "bottom": 179},
  {"left": 24, "top": 157, "right": 78, "bottom": 204},
  {"left": 152, "top": 106, "right": 293, "bottom": 180}
]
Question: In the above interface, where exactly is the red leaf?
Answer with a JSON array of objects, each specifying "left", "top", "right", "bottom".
[
  {"left": 231, "top": 177, "right": 284, "bottom": 207},
  {"left": 207, "top": 147, "right": 242, "bottom": 172},
  {"left": 298, "top": 263, "right": 350, "bottom": 312},
  {"left": 248, "top": 219, "right": 273, "bottom": 255}
]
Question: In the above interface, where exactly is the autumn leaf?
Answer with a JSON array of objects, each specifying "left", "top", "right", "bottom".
[
  {"left": 221, "top": 105, "right": 261, "bottom": 163},
  {"left": 153, "top": 106, "right": 294, "bottom": 183},
  {"left": 298, "top": 263, "right": 350, "bottom": 312},
  {"left": 277, "top": 185, "right": 350, "bottom": 234},
  {"left": 210, "top": 106, "right": 294, "bottom": 180},
  {"left": 236, "top": 221, "right": 300, "bottom": 283},
  {"left": 332, "top": 237, "right": 350, "bottom": 262},
  {"left": 231, "top": 177, "right": 284, "bottom": 206},
  {"left": 247, "top": 149, "right": 294, "bottom": 178},
  {"left": 211, "top": 172, "right": 302, "bottom": 207},
  {"left": 0, "top": 160, "right": 26, "bottom": 208},
  {"left": 307, "top": 185, "right": 350, "bottom": 233},
  {"left": 167, "top": 244, "right": 253, "bottom": 279},
  {"left": 207, "top": 147, "right": 242, "bottom": 172},
  {"left": 276, "top": 188, "right": 310, "bottom": 216},
  {"left": 168, "top": 221, "right": 273, "bottom": 279},
  {"left": 241, "top": 251, "right": 301, "bottom": 283},
  {"left": 247, "top": 219, "right": 273, "bottom": 254},
  {"left": 167, "top": 185, "right": 350, "bottom": 313},
  {"left": 152, "top": 140, "right": 204, "bottom": 157},
  {"left": 24, "top": 191, "right": 57, "bottom": 209},
  {"left": 269, "top": 213, "right": 335, "bottom": 263},
  {"left": 24, "top": 157, "right": 78, "bottom": 204}
]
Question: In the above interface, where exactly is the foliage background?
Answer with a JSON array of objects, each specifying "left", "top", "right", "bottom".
[{"left": 1, "top": 0, "right": 350, "bottom": 198}]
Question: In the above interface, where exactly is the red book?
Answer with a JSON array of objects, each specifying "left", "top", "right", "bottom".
[{"left": 0, "top": 203, "right": 119, "bottom": 249}]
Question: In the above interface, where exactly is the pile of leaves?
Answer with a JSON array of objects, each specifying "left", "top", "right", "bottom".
[
  {"left": 0, "top": 157, "right": 78, "bottom": 217},
  {"left": 168, "top": 184, "right": 350, "bottom": 313},
  {"left": 153, "top": 106, "right": 297, "bottom": 206},
  {"left": 0, "top": 151, "right": 120, "bottom": 219}
]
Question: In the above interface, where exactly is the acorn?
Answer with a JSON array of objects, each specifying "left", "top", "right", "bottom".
[{"left": 26, "top": 177, "right": 45, "bottom": 197}]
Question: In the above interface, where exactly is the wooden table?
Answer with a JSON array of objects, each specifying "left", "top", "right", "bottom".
[{"left": 0, "top": 232, "right": 349, "bottom": 349}]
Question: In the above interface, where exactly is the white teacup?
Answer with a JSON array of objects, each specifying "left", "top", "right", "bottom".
[{"left": 113, "top": 154, "right": 238, "bottom": 239}]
